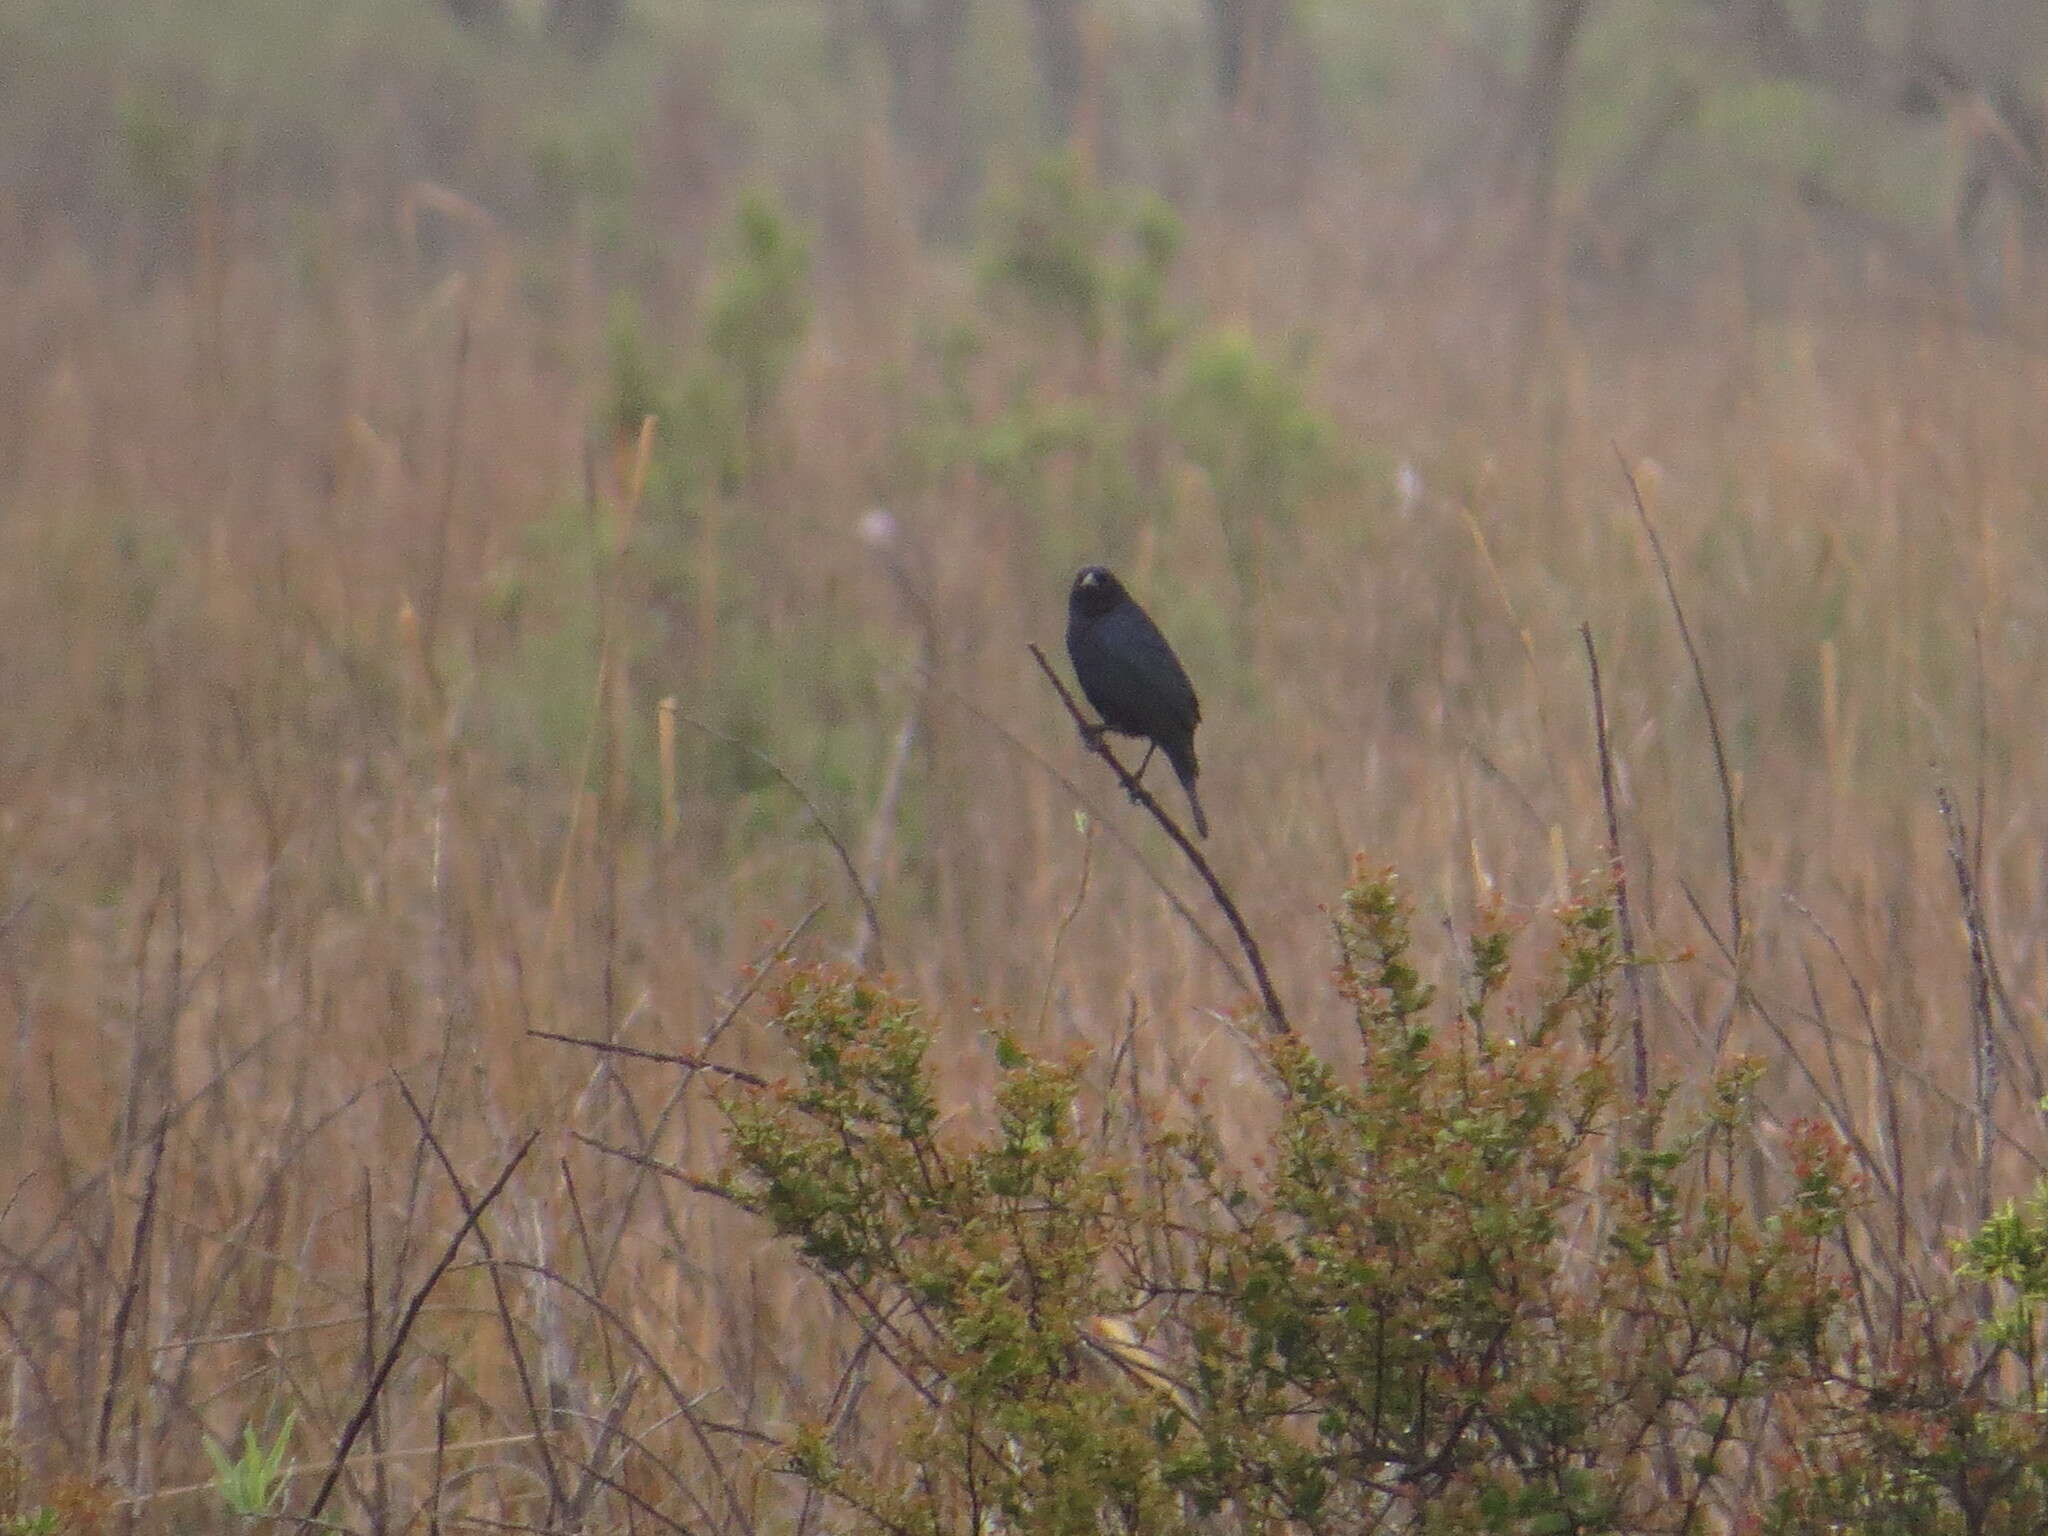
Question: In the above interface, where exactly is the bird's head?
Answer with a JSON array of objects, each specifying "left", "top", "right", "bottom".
[{"left": 1069, "top": 564, "right": 1127, "bottom": 619}]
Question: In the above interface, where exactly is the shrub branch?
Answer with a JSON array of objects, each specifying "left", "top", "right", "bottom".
[{"left": 1027, "top": 641, "right": 1290, "bottom": 1035}]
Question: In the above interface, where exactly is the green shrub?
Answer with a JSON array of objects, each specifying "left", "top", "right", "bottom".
[
  {"left": 1168, "top": 328, "right": 1347, "bottom": 589},
  {"left": 703, "top": 188, "right": 811, "bottom": 453},
  {"left": 884, "top": 162, "right": 1194, "bottom": 586},
  {"left": 1763, "top": 1314, "right": 2048, "bottom": 1536},
  {"left": 979, "top": 154, "right": 1187, "bottom": 384},
  {"left": 1118, "top": 194, "right": 1185, "bottom": 383},
  {"left": 980, "top": 150, "right": 1115, "bottom": 353},
  {"left": 116, "top": 86, "right": 206, "bottom": 210},
  {"left": 976, "top": 395, "right": 1143, "bottom": 574},
  {"left": 1761, "top": 1184, "right": 2048, "bottom": 1536},
  {"left": 709, "top": 865, "right": 1869, "bottom": 1534}
]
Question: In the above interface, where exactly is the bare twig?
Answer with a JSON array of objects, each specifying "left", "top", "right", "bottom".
[
  {"left": 1936, "top": 783, "right": 2000, "bottom": 1228},
  {"left": 360, "top": 1170, "right": 389, "bottom": 1536},
  {"left": 429, "top": 1359, "right": 450, "bottom": 1536},
  {"left": 1580, "top": 622, "right": 1648, "bottom": 1103},
  {"left": 560, "top": 902, "right": 822, "bottom": 1297},
  {"left": 418, "top": 305, "right": 472, "bottom": 669},
  {"left": 709, "top": 902, "right": 822, "bottom": 1047},
  {"left": 795, "top": 1323, "right": 885, "bottom": 1536},
  {"left": 528, "top": 1031, "right": 770, "bottom": 1090},
  {"left": 1028, "top": 643, "right": 1290, "bottom": 1037},
  {"left": 393, "top": 1078, "right": 569, "bottom": 1517},
  {"left": 533, "top": 1414, "right": 698, "bottom": 1536},
  {"left": 95, "top": 1125, "right": 166, "bottom": 1465},
  {"left": 1036, "top": 812, "right": 1095, "bottom": 1037},
  {"left": 1616, "top": 451, "right": 1744, "bottom": 1048},
  {"left": 851, "top": 704, "right": 921, "bottom": 968},
  {"left": 559, "top": 1370, "right": 642, "bottom": 1527},
  {"left": 675, "top": 712, "right": 885, "bottom": 969},
  {"left": 565, "top": 1132, "right": 726, "bottom": 1200},
  {"left": 485, "top": 1259, "right": 758, "bottom": 1534},
  {"left": 303, "top": 1130, "right": 540, "bottom": 1526},
  {"left": 924, "top": 669, "right": 1250, "bottom": 994},
  {"left": 1936, "top": 764, "right": 2044, "bottom": 1106}
]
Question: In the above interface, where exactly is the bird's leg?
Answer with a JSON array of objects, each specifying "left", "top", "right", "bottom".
[
  {"left": 1126, "top": 743, "right": 1156, "bottom": 803},
  {"left": 1079, "top": 720, "right": 1109, "bottom": 749}
]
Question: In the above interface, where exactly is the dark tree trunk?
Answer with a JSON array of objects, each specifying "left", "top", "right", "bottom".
[
  {"left": 1025, "top": 0, "right": 1086, "bottom": 143},
  {"left": 1204, "top": 0, "right": 1290, "bottom": 111},
  {"left": 1698, "top": 0, "right": 2048, "bottom": 308},
  {"left": 549, "top": 0, "right": 623, "bottom": 57},
  {"left": 862, "top": 0, "right": 975, "bottom": 232},
  {"left": 440, "top": 0, "right": 506, "bottom": 28},
  {"left": 1509, "top": 0, "right": 1593, "bottom": 247}
]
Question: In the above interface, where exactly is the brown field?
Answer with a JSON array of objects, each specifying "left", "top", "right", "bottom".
[{"left": 8, "top": 4, "right": 2048, "bottom": 1528}]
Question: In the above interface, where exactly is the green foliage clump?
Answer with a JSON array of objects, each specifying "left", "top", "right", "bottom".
[
  {"left": 939, "top": 152, "right": 1349, "bottom": 598},
  {"left": 723, "top": 972, "right": 1170, "bottom": 1534},
  {"left": 528, "top": 117, "right": 636, "bottom": 244},
  {"left": 1760, "top": 1182, "right": 2048, "bottom": 1536},
  {"left": 1119, "top": 195, "right": 1185, "bottom": 381},
  {"left": 603, "top": 188, "right": 809, "bottom": 499},
  {"left": 1168, "top": 329, "right": 1348, "bottom": 589},
  {"left": 975, "top": 396, "right": 1143, "bottom": 576},
  {"left": 892, "top": 159, "right": 1225, "bottom": 584},
  {"left": 703, "top": 189, "right": 812, "bottom": 445},
  {"left": 980, "top": 151, "right": 1116, "bottom": 352},
  {"left": 482, "top": 190, "right": 838, "bottom": 819},
  {"left": 978, "top": 153, "right": 1187, "bottom": 380},
  {"left": 712, "top": 865, "right": 1876, "bottom": 1534},
  {"left": 1764, "top": 1316, "right": 2048, "bottom": 1536},
  {"left": 602, "top": 293, "right": 674, "bottom": 447},
  {"left": 1160, "top": 872, "right": 1840, "bottom": 1531},
  {"left": 1962, "top": 1182, "right": 2048, "bottom": 1382},
  {"left": 116, "top": 87, "right": 206, "bottom": 209},
  {"left": 203, "top": 1412, "right": 295, "bottom": 1519}
]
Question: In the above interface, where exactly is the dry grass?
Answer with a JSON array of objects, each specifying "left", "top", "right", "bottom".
[{"left": 6, "top": 96, "right": 2048, "bottom": 1528}]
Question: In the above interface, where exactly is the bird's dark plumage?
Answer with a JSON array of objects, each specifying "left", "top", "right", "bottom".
[{"left": 1065, "top": 565, "right": 1209, "bottom": 838}]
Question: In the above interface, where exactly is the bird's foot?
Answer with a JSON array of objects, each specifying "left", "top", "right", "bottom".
[
  {"left": 1078, "top": 721, "right": 1109, "bottom": 749},
  {"left": 1125, "top": 743, "right": 1156, "bottom": 803}
]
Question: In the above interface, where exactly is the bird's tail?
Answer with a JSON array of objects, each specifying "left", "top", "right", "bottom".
[{"left": 1168, "top": 745, "right": 1209, "bottom": 839}]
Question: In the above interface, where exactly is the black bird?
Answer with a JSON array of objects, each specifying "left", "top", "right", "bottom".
[{"left": 1065, "top": 565, "right": 1209, "bottom": 838}]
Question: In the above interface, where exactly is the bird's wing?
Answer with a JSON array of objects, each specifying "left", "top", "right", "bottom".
[{"left": 1112, "top": 607, "right": 1200, "bottom": 733}]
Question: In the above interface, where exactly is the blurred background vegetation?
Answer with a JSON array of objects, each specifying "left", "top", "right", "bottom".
[{"left": 10, "top": 0, "right": 2048, "bottom": 1529}]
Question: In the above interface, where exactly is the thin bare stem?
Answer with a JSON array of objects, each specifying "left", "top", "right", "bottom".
[
  {"left": 924, "top": 668, "right": 1249, "bottom": 994},
  {"left": 418, "top": 305, "right": 472, "bottom": 672},
  {"left": 393, "top": 1077, "right": 569, "bottom": 1517},
  {"left": 1937, "top": 783, "right": 2000, "bottom": 1228},
  {"left": 675, "top": 712, "right": 885, "bottom": 968},
  {"left": 851, "top": 700, "right": 921, "bottom": 969},
  {"left": 528, "top": 1031, "right": 771, "bottom": 1090},
  {"left": 95, "top": 1126, "right": 166, "bottom": 1465},
  {"left": 1580, "top": 621, "right": 1648, "bottom": 1103},
  {"left": 1615, "top": 451, "right": 1744, "bottom": 1047},
  {"left": 1035, "top": 813, "right": 1095, "bottom": 1037},
  {"left": 360, "top": 1169, "right": 389, "bottom": 1536},
  {"left": 1027, "top": 643, "right": 1290, "bottom": 1036},
  {"left": 302, "top": 1130, "right": 540, "bottom": 1526}
]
